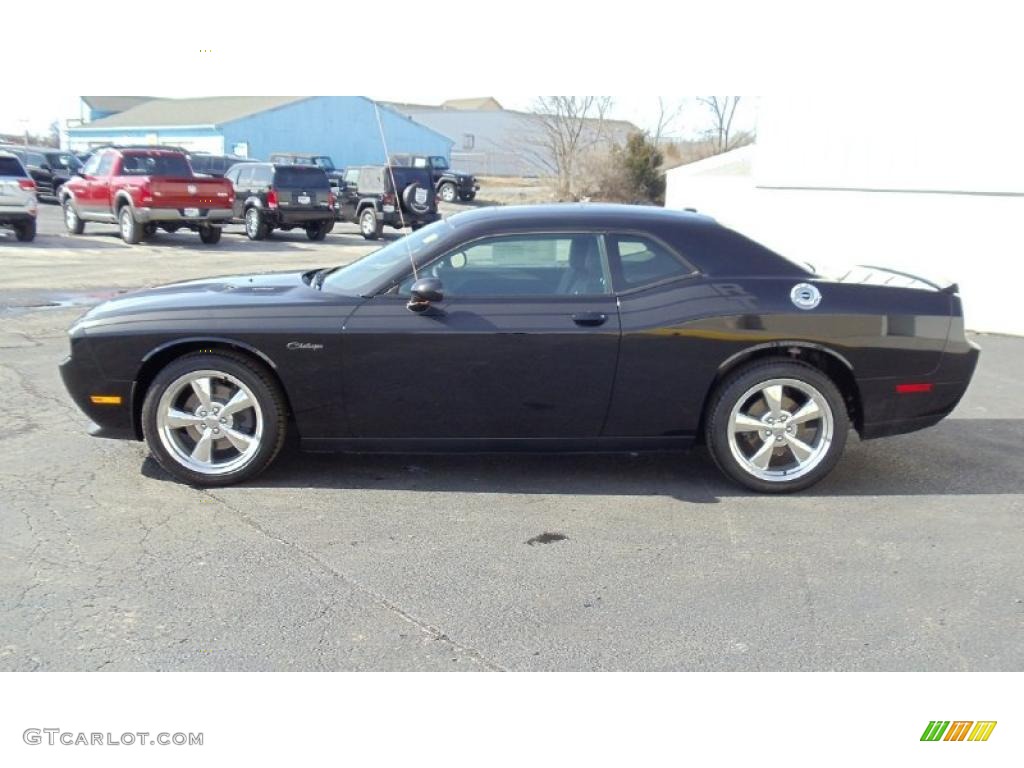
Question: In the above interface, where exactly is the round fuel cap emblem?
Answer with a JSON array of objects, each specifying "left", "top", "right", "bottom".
[{"left": 790, "top": 283, "right": 822, "bottom": 310}]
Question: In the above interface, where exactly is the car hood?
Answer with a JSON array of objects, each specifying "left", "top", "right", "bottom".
[{"left": 75, "top": 270, "right": 359, "bottom": 327}]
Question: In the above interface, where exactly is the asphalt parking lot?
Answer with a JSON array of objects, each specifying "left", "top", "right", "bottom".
[{"left": 1, "top": 204, "right": 1022, "bottom": 671}]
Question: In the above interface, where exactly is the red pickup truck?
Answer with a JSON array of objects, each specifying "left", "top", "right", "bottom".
[{"left": 61, "top": 147, "right": 234, "bottom": 244}]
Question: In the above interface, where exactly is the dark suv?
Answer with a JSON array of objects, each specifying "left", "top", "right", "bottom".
[
  {"left": 336, "top": 165, "right": 439, "bottom": 239},
  {"left": 268, "top": 153, "right": 345, "bottom": 187},
  {"left": 225, "top": 163, "right": 336, "bottom": 241},
  {"left": 0, "top": 145, "right": 82, "bottom": 201},
  {"left": 389, "top": 153, "right": 478, "bottom": 202},
  {"left": 189, "top": 152, "right": 257, "bottom": 177}
]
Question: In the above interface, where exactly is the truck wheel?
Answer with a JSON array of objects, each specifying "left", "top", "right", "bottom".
[
  {"left": 438, "top": 182, "right": 457, "bottom": 203},
  {"left": 305, "top": 221, "right": 329, "bottom": 241},
  {"left": 704, "top": 360, "right": 849, "bottom": 493},
  {"left": 63, "top": 199, "right": 85, "bottom": 235},
  {"left": 199, "top": 225, "right": 222, "bottom": 244},
  {"left": 15, "top": 219, "right": 37, "bottom": 242},
  {"left": 459, "top": 191, "right": 476, "bottom": 202},
  {"left": 359, "top": 207, "right": 382, "bottom": 240},
  {"left": 118, "top": 206, "right": 142, "bottom": 244},
  {"left": 143, "top": 223, "right": 158, "bottom": 238},
  {"left": 244, "top": 207, "right": 267, "bottom": 241}
]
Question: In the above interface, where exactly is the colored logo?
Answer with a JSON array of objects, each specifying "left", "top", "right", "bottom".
[{"left": 921, "top": 721, "right": 997, "bottom": 742}]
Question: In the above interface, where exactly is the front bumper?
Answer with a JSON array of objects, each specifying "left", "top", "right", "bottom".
[
  {"left": 59, "top": 341, "right": 138, "bottom": 440},
  {"left": 134, "top": 207, "right": 233, "bottom": 225}
]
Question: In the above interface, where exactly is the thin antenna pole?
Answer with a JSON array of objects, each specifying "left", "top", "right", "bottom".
[{"left": 372, "top": 100, "right": 417, "bottom": 280}]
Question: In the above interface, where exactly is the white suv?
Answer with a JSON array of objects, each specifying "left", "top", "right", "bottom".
[{"left": 0, "top": 151, "right": 38, "bottom": 241}]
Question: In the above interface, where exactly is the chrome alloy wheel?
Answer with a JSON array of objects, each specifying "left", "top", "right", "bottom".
[
  {"left": 64, "top": 203, "right": 77, "bottom": 229},
  {"left": 155, "top": 369, "right": 263, "bottom": 475},
  {"left": 726, "top": 378, "right": 834, "bottom": 482}
]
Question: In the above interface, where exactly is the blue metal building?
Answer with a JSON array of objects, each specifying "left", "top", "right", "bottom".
[{"left": 66, "top": 96, "right": 453, "bottom": 167}]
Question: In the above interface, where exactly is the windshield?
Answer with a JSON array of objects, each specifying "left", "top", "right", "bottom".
[
  {"left": 321, "top": 219, "right": 453, "bottom": 296},
  {"left": 46, "top": 152, "right": 81, "bottom": 171},
  {"left": 120, "top": 153, "right": 193, "bottom": 176},
  {"left": 313, "top": 157, "right": 335, "bottom": 171},
  {"left": 430, "top": 157, "right": 449, "bottom": 170}
]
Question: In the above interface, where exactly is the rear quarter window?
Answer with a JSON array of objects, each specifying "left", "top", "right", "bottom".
[
  {"left": 0, "top": 157, "right": 27, "bottom": 176},
  {"left": 610, "top": 234, "right": 693, "bottom": 289}
]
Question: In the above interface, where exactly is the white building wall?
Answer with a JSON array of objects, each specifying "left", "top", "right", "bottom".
[{"left": 666, "top": 97, "right": 1024, "bottom": 336}]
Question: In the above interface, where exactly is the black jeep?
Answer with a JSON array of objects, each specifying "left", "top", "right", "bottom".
[
  {"left": 224, "top": 162, "right": 335, "bottom": 241},
  {"left": 336, "top": 165, "right": 439, "bottom": 240},
  {"left": 389, "top": 153, "right": 479, "bottom": 203}
]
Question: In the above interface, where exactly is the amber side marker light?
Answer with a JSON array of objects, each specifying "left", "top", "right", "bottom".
[
  {"left": 896, "top": 383, "right": 934, "bottom": 394},
  {"left": 89, "top": 395, "right": 123, "bottom": 405}
]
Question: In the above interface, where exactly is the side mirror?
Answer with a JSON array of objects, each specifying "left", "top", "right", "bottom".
[{"left": 407, "top": 277, "right": 443, "bottom": 313}]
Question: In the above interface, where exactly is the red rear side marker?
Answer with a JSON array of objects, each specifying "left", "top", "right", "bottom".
[{"left": 896, "top": 383, "right": 934, "bottom": 394}]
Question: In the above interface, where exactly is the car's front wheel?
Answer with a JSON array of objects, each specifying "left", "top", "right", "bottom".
[
  {"left": 438, "top": 182, "right": 457, "bottom": 203},
  {"left": 704, "top": 360, "right": 849, "bottom": 493},
  {"left": 141, "top": 352, "right": 287, "bottom": 486}
]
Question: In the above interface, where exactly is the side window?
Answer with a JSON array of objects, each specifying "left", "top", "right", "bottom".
[
  {"left": 609, "top": 234, "right": 692, "bottom": 290},
  {"left": 255, "top": 166, "right": 273, "bottom": 185},
  {"left": 401, "top": 234, "right": 610, "bottom": 297},
  {"left": 81, "top": 153, "right": 102, "bottom": 176},
  {"left": 28, "top": 152, "right": 46, "bottom": 167},
  {"left": 344, "top": 168, "right": 360, "bottom": 185},
  {"left": 236, "top": 166, "right": 254, "bottom": 187},
  {"left": 95, "top": 152, "right": 115, "bottom": 176}
]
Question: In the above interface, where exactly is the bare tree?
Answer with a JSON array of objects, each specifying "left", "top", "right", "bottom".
[
  {"left": 652, "top": 97, "right": 686, "bottom": 145},
  {"left": 523, "top": 96, "right": 614, "bottom": 199},
  {"left": 697, "top": 96, "right": 742, "bottom": 153}
]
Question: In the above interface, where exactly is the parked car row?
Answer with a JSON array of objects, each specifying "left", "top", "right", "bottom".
[{"left": 4, "top": 143, "right": 477, "bottom": 246}]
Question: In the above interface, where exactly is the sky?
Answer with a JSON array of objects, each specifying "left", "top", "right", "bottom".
[{"left": 0, "top": 94, "right": 757, "bottom": 142}]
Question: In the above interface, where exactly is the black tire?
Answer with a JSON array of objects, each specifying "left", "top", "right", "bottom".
[
  {"left": 458, "top": 191, "right": 476, "bottom": 202},
  {"left": 438, "top": 181, "right": 457, "bottom": 203},
  {"left": 244, "top": 207, "right": 267, "bottom": 240},
  {"left": 359, "top": 207, "right": 382, "bottom": 240},
  {"left": 199, "top": 225, "right": 222, "bottom": 244},
  {"left": 402, "top": 183, "right": 431, "bottom": 215},
  {"left": 118, "top": 205, "right": 142, "bottom": 244},
  {"left": 14, "top": 219, "right": 36, "bottom": 242},
  {"left": 141, "top": 352, "right": 288, "bottom": 487},
  {"left": 704, "top": 360, "right": 849, "bottom": 493},
  {"left": 305, "top": 221, "right": 329, "bottom": 241},
  {"left": 143, "top": 223, "right": 158, "bottom": 238},
  {"left": 63, "top": 198, "right": 85, "bottom": 234}
]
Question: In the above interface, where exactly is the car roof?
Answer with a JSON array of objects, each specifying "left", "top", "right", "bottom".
[{"left": 446, "top": 203, "right": 717, "bottom": 230}]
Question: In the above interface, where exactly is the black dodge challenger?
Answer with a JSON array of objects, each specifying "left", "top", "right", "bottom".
[{"left": 59, "top": 204, "right": 979, "bottom": 492}]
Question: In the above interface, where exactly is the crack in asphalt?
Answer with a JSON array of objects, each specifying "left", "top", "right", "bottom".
[{"left": 202, "top": 488, "right": 507, "bottom": 672}]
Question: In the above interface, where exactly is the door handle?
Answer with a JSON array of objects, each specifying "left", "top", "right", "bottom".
[{"left": 572, "top": 312, "right": 608, "bottom": 327}]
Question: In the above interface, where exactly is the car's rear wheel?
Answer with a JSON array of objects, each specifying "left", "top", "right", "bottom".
[
  {"left": 118, "top": 206, "right": 142, "bottom": 244},
  {"left": 198, "top": 225, "right": 222, "bottom": 244},
  {"left": 244, "top": 207, "right": 267, "bottom": 240},
  {"left": 305, "top": 221, "right": 329, "bottom": 241},
  {"left": 438, "top": 181, "right": 457, "bottom": 202},
  {"left": 63, "top": 199, "right": 85, "bottom": 234},
  {"left": 705, "top": 360, "right": 849, "bottom": 493},
  {"left": 14, "top": 219, "right": 36, "bottom": 242},
  {"left": 458, "top": 191, "right": 476, "bottom": 202},
  {"left": 141, "top": 353, "right": 287, "bottom": 486},
  {"left": 359, "top": 207, "right": 382, "bottom": 239}
]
